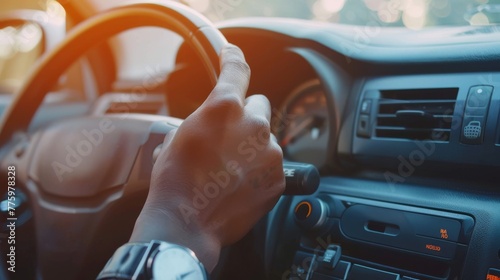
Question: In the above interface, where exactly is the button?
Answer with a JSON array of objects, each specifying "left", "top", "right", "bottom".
[
  {"left": 347, "top": 264, "right": 399, "bottom": 280},
  {"left": 361, "top": 99, "right": 372, "bottom": 114},
  {"left": 321, "top": 245, "right": 342, "bottom": 270},
  {"left": 487, "top": 268, "right": 500, "bottom": 280},
  {"left": 461, "top": 116, "right": 486, "bottom": 145},
  {"left": 357, "top": 115, "right": 371, "bottom": 138},
  {"left": 414, "top": 236, "right": 457, "bottom": 259},
  {"left": 295, "top": 201, "right": 312, "bottom": 221},
  {"left": 465, "top": 106, "right": 488, "bottom": 117},
  {"left": 411, "top": 213, "right": 461, "bottom": 242},
  {"left": 294, "top": 199, "right": 328, "bottom": 230},
  {"left": 467, "top": 86, "right": 493, "bottom": 108}
]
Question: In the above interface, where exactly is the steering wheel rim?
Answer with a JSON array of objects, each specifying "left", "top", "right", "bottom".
[
  {"left": 0, "top": 2, "right": 227, "bottom": 147},
  {"left": 0, "top": 3, "right": 228, "bottom": 279}
]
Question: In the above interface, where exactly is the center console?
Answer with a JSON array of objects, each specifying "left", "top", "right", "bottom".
[{"left": 285, "top": 193, "right": 474, "bottom": 280}]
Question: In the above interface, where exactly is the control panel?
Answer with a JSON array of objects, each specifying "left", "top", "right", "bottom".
[
  {"left": 347, "top": 72, "right": 500, "bottom": 170},
  {"left": 286, "top": 195, "right": 475, "bottom": 280}
]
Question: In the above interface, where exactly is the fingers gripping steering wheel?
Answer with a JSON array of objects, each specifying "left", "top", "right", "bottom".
[{"left": 0, "top": 3, "right": 227, "bottom": 279}]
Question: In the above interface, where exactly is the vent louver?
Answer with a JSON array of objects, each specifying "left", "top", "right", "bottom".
[{"left": 376, "top": 88, "right": 458, "bottom": 142}]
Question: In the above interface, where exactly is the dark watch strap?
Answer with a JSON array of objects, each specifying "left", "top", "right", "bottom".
[{"left": 97, "top": 243, "right": 156, "bottom": 280}]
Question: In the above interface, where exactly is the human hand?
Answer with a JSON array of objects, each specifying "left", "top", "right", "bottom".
[{"left": 129, "top": 44, "right": 285, "bottom": 272}]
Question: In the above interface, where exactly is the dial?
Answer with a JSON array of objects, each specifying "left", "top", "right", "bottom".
[
  {"left": 273, "top": 80, "right": 330, "bottom": 167},
  {"left": 152, "top": 246, "right": 206, "bottom": 280}
]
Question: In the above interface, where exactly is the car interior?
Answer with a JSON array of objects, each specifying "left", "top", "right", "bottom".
[{"left": 1, "top": 0, "right": 500, "bottom": 279}]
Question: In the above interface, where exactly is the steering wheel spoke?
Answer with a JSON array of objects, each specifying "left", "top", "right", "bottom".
[
  {"left": 0, "top": 3, "right": 227, "bottom": 279},
  {"left": 2, "top": 115, "right": 180, "bottom": 278}
]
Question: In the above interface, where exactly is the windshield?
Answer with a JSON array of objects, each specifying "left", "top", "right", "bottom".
[{"left": 182, "top": 0, "right": 500, "bottom": 29}]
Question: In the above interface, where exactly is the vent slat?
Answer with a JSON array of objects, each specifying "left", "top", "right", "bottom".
[
  {"left": 378, "top": 100, "right": 456, "bottom": 104},
  {"left": 375, "top": 127, "right": 450, "bottom": 132},
  {"left": 375, "top": 88, "right": 458, "bottom": 142},
  {"left": 378, "top": 114, "right": 453, "bottom": 118}
]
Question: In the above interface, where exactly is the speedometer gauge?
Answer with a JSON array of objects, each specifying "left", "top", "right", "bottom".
[{"left": 273, "top": 80, "right": 329, "bottom": 167}]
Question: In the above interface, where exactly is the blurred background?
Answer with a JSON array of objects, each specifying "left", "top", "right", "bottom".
[
  {"left": 0, "top": 0, "right": 498, "bottom": 95},
  {"left": 181, "top": 0, "right": 500, "bottom": 28}
]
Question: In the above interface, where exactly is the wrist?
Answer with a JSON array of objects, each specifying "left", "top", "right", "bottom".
[{"left": 129, "top": 202, "right": 221, "bottom": 272}]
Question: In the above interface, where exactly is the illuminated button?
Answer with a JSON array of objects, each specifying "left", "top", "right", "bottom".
[
  {"left": 361, "top": 99, "right": 372, "bottom": 114},
  {"left": 295, "top": 201, "right": 312, "bottom": 221},
  {"left": 411, "top": 213, "right": 461, "bottom": 242},
  {"left": 487, "top": 268, "right": 500, "bottom": 280},
  {"left": 294, "top": 199, "right": 329, "bottom": 230},
  {"left": 415, "top": 236, "right": 457, "bottom": 259}
]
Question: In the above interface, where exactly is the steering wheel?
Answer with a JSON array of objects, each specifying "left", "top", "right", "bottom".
[{"left": 0, "top": 2, "right": 227, "bottom": 279}]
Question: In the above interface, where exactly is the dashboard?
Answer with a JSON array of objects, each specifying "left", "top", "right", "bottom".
[
  {"left": 2, "top": 10, "right": 500, "bottom": 280},
  {"left": 207, "top": 19, "right": 500, "bottom": 280}
]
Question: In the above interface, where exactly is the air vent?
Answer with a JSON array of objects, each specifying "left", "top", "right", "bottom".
[{"left": 375, "top": 88, "right": 458, "bottom": 142}]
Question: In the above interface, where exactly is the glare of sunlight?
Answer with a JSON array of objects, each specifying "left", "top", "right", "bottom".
[
  {"left": 46, "top": 0, "right": 66, "bottom": 24},
  {"left": 469, "top": 12, "right": 490, "bottom": 25},
  {"left": 0, "top": 27, "right": 16, "bottom": 58},
  {"left": 404, "top": 0, "right": 427, "bottom": 18},
  {"left": 184, "top": 0, "right": 210, "bottom": 13},
  {"left": 401, "top": 0, "right": 428, "bottom": 29},
  {"left": 17, "top": 24, "right": 43, "bottom": 53},
  {"left": 312, "top": 1, "right": 333, "bottom": 21},
  {"left": 312, "top": 0, "right": 346, "bottom": 21},
  {"left": 319, "top": 0, "right": 347, "bottom": 13},
  {"left": 402, "top": 10, "right": 426, "bottom": 29}
]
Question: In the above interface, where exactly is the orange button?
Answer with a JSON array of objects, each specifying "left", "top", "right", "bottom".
[
  {"left": 487, "top": 274, "right": 500, "bottom": 280},
  {"left": 487, "top": 268, "right": 500, "bottom": 280},
  {"left": 425, "top": 244, "right": 441, "bottom": 252},
  {"left": 415, "top": 237, "right": 456, "bottom": 259}
]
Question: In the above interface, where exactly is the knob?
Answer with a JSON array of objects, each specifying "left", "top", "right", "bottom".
[
  {"left": 282, "top": 162, "right": 320, "bottom": 195},
  {"left": 294, "top": 198, "right": 329, "bottom": 230}
]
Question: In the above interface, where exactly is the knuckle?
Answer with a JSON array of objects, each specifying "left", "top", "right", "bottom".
[
  {"left": 250, "top": 116, "right": 271, "bottom": 137},
  {"left": 269, "top": 142, "right": 284, "bottom": 160},
  {"left": 253, "top": 115, "right": 271, "bottom": 129},
  {"left": 212, "top": 82, "right": 240, "bottom": 96},
  {"left": 250, "top": 94, "right": 269, "bottom": 103},
  {"left": 235, "top": 60, "right": 251, "bottom": 76},
  {"left": 224, "top": 58, "right": 251, "bottom": 77},
  {"left": 203, "top": 92, "right": 243, "bottom": 116},
  {"left": 223, "top": 44, "right": 244, "bottom": 58}
]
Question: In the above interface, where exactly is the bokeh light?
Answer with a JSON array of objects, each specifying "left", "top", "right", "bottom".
[
  {"left": 0, "top": 27, "right": 17, "bottom": 58},
  {"left": 17, "top": 24, "right": 43, "bottom": 53},
  {"left": 377, "top": 0, "right": 402, "bottom": 23},
  {"left": 469, "top": 12, "right": 490, "bottom": 25},
  {"left": 311, "top": 0, "right": 347, "bottom": 21},
  {"left": 46, "top": 0, "right": 66, "bottom": 24},
  {"left": 320, "top": 0, "right": 347, "bottom": 13},
  {"left": 0, "top": 24, "right": 43, "bottom": 58},
  {"left": 402, "top": 0, "right": 428, "bottom": 29}
]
